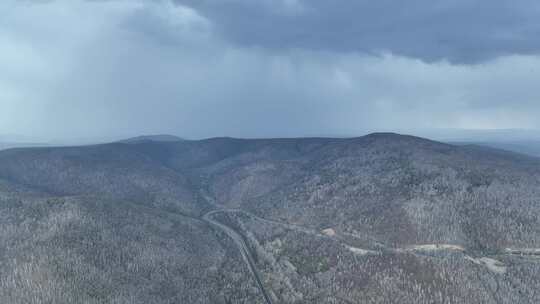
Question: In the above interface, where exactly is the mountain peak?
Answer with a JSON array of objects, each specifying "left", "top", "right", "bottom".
[{"left": 118, "top": 134, "right": 184, "bottom": 144}]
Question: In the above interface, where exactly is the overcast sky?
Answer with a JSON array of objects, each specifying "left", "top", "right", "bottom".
[{"left": 1, "top": 0, "right": 540, "bottom": 142}]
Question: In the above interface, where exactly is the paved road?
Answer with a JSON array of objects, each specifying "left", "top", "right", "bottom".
[
  {"left": 205, "top": 209, "right": 320, "bottom": 236},
  {"left": 203, "top": 211, "right": 274, "bottom": 304}
]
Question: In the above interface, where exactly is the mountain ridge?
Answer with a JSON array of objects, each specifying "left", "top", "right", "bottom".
[{"left": 1, "top": 132, "right": 540, "bottom": 303}]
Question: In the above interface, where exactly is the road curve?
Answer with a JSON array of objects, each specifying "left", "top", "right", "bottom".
[{"left": 202, "top": 211, "right": 274, "bottom": 304}]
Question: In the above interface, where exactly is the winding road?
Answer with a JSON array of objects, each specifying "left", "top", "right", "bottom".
[
  {"left": 203, "top": 210, "right": 274, "bottom": 304},
  {"left": 198, "top": 189, "right": 275, "bottom": 303},
  {"left": 198, "top": 191, "right": 540, "bottom": 303}
]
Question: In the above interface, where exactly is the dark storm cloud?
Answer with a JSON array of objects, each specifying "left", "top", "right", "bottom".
[
  {"left": 1, "top": 0, "right": 540, "bottom": 142},
  {"left": 175, "top": 0, "right": 540, "bottom": 63}
]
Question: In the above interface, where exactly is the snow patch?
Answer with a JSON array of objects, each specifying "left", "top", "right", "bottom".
[
  {"left": 322, "top": 228, "right": 336, "bottom": 237},
  {"left": 465, "top": 256, "right": 507, "bottom": 274},
  {"left": 347, "top": 246, "right": 378, "bottom": 256},
  {"left": 404, "top": 244, "right": 465, "bottom": 252}
]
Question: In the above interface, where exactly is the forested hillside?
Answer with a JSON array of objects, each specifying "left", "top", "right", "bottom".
[{"left": 1, "top": 133, "right": 539, "bottom": 303}]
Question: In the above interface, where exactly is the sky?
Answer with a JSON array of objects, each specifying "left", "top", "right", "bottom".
[{"left": 1, "top": 0, "right": 540, "bottom": 142}]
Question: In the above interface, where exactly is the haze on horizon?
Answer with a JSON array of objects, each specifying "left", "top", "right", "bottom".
[{"left": 1, "top": 0, "right": 540, "bottom": 142}]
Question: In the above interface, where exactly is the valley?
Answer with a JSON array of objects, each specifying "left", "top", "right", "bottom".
[{"left": 1, "top": 133, "right": 540, "bottom": 303}]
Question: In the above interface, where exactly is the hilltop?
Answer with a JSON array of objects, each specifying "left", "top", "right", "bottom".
[{"left": 1, "top": 133, "right": 539, "bottom": 303}]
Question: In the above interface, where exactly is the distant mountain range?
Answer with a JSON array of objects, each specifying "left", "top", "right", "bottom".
[
  {"left": 415, "top": 128, "right": 540, "bottom": 142},
  {"left": 427, "top": 129, "right": 540, "bottom": 158},
  {"left": 0, "top": 134, "right": 184, "bottom": 151},
  {"left": 118, "top": 134, "right": 185, "bottom": 144},
  {"left": 1, "top": 133, "right": 539, "bottom": 303},
  {"left": 0, "top": 142, "right": 49, "bottom": 151},
  {"left": 452, "top": 140, "right": 540, "bottom": 158},
  {"left": 5, "top": 129, "right": 540, "bottom": 158}
]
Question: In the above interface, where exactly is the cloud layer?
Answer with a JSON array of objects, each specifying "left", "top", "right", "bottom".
[
  {"left": 0, "top": 0, "right": 539, "bottom": 142},
  {"left": 175, "top": 0, "right": 540, "bottom": 63}
]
